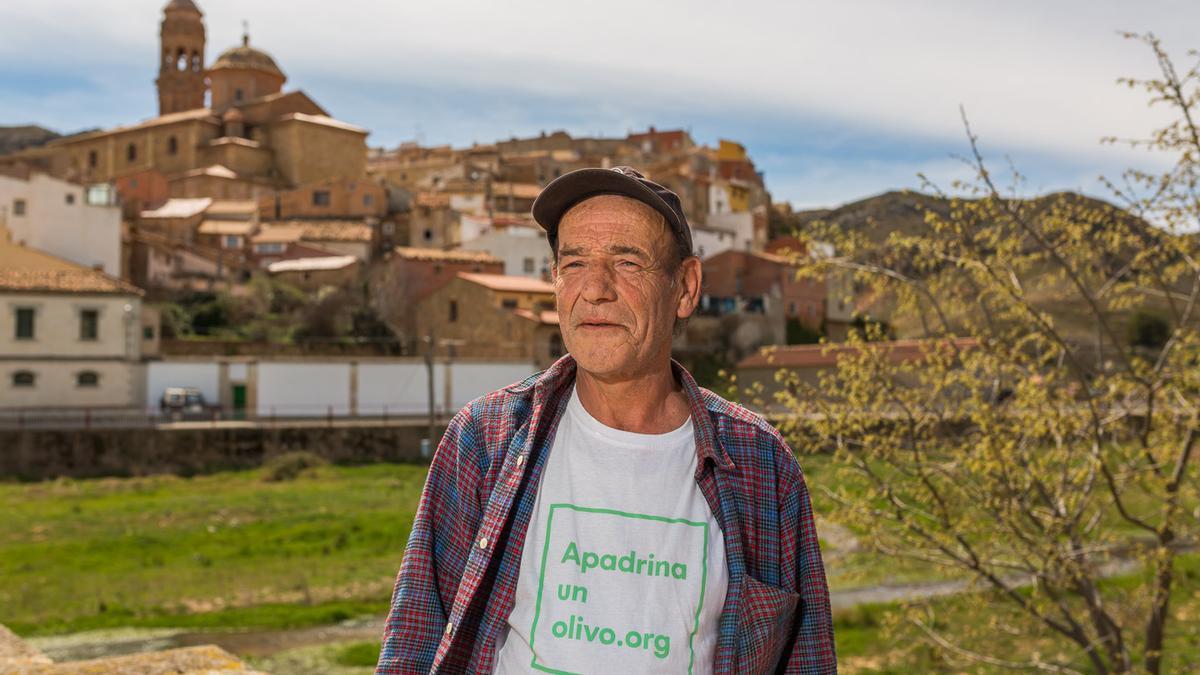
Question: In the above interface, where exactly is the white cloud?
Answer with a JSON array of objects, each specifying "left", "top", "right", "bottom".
[{"left": 1, "top": 0, "right": 1195, "bottom": 206}]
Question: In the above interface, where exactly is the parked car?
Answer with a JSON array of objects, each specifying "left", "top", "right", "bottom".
[{"left": 160, "top": 387, "right": 210, "bottom": 420}]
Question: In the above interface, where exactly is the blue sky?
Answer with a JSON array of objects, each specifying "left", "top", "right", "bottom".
[{"left": 1, "top": 0, "right": 1196, "bottom": 209}]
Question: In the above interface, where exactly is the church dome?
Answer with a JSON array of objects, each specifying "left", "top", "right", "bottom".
[{"left": 209, "top": 35, "right": 284, "bottom": 79}]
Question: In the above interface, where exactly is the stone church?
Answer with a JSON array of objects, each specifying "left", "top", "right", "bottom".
[{"left": 14, "top": 0, "right": 368, "bottom": 201}]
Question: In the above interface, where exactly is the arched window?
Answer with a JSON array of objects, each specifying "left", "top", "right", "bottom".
[
  {"left": 11, "top": 371, "right": 35, "bottom": 387},
  {"left": 167, "top": 136, "right": 178, "bottom": 155},
  {"left": 191, "top": 51, "right": 201, "bottom": 72},
  {"left": 176, "top": 48, "right": 187, "bottom": 71},
  {"left": 77, "top": 371, "right": 100, "bottom": 387},
  {"left": 88, "top": 150, "right": 98, "bottom": 168},
  {"left": 127, "top": 143, "right": 137, "bottom": 163}
]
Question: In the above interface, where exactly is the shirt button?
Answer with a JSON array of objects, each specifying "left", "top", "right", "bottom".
[
  {"left": 444, "top": 621, "right": 453, "bottom": 637},
  {"left": 478, "top": 536, "right": 489, "bottom": 549},
  {"left": 515, "top": 455, "right": 525, "bottom": 467}
]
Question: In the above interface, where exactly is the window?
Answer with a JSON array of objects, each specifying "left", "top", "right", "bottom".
[
  {"left": 501, "top": 298, "right": 518, "bottom": 309},
  {"left": 143, "top": 325, "right": 155, "bottom": 340},
  {"left": 235, "top": 88, "right": 244, "bottom": 102},
  {"left": 88, "top": 150, "right": 98, "bottom": 168},
  {"left": 523, "top": 257, "right": 535, "bottom": 273},
  {"left": 11, "top": 371, "right": 35, "bottom": 387},
  {"left": 223, "top": 235, "right": 243, "bottom": 249},
  {"left": 255, "top": 242, "right": 285, "bottom": 254},
  {"left": 362, "top": 194, "right": 374, "bottom": 207},
  {"left": 77, "top": 371, "right": 99, "bottom": 387},
  {"left": 79, "top": 309, "right": 99, "bottom": 341},
  {"left": 449, "top": 300, "right": 458, "bottom": 322},
  {"left": 127, "top": 142, "right": 137, "bottom": 162},
  {"left": 13, "top": 199, "right": 25, "bottom": 216},
  {"left": 312, "top": 190, "right": 331, "bottom": 206},
  {"left": 167, "top": 136, "right": 178, "bottom": 155},
  {"left": 14, "top": 307, "right": 35, "bottom": 340},
  {"left": 423, "top": 229, "right": 433, "bottom": 242},
  {"left": 65, "top": 192, "right": 76, "bottom": 205}
]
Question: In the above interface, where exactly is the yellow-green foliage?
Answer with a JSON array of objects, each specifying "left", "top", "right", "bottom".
[{"left": 773, "top": 32, "right": 1200, "bottom": 674}]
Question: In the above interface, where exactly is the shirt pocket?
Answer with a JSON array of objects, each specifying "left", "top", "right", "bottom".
[{"left": 735, "top": 574, "right": 800, "bottom": 674}]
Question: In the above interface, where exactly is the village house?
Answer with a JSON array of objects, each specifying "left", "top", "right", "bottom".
[
  {"left": 413, "top": 272, "right": 562, "bottom": 367},
  {"left": 458, "top": 225, "right": 552, "bottom": 279},
  {"left": 0, "top": 242, "right": 150, "bottom": 411},
  {"left": 736, "top": 337, "right": 980, "bottom": 413},
  {"left": 0, "top": 169, "right": 123, "bottom": 276}
]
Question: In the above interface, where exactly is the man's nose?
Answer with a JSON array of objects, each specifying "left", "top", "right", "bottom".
[{"left": 580, "top": 264, "right": 616, "bottom": 303}]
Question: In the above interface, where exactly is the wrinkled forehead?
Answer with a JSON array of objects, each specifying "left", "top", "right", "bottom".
[{"left": 558, "top": 194, "right": 669, "bottom": 243}]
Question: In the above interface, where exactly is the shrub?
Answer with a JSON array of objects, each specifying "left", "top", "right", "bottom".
[{"left": 261, "top": 451, "right": 327, "bottom": 482}]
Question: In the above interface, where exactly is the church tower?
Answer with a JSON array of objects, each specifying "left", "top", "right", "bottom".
[{"left": 155, "top": 0, "right": 207, "bottom": 115}]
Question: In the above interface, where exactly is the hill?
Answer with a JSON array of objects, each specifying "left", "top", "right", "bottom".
[
  {"left": 774, "top": 190, "right": 1194, "bottom": 343},
  {"left": 0, "top": 125, "right": 61, "bottom": 156}
]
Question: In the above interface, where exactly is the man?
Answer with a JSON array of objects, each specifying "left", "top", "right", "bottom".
[{"left": 377, "top": 167, "right": 835, "bottom": 673}]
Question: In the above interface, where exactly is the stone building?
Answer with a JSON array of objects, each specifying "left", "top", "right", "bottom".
[
  {"left": 2, "top": 0, "right": 368, "bottom": 201},
  {"left": 413, "top": 272, "right": 562, "bottom": 367},
  {"left": 0, "top": 242, "right": 149, "bottom": 411}
]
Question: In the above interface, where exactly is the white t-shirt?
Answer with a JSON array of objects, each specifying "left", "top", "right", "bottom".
[{"left": 494, "top": 385, "right": 728, "bottom": 674}]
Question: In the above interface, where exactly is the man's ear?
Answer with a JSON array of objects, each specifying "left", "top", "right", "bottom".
[{"left": 676, "top": 256, "right": 702, "bottom": 320}]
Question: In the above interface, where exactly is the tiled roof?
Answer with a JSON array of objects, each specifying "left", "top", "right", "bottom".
[
  {"left": 493, "top": 182, "right": 542, "bottom": 199},
  {"left": 51, "top": 108, "right": 217, "bottom": 146},
  {"left": 391, "top": 247, "right": 501, "bottom": 264},
  {"left": 277, "top": 112, "right": 368, "bottom": 135},
  {"left": 198, "top": 219, "right": 257, "bottom": 236},
  {"left": 0, "top": 243, "right": 142, "bottom": 295},
  {"left": 141, "top": 197, "right": 213, "bottom": 219},
  {"left": 513, "top": 308, "right": 560, "bottom": 325},
  {"left": 252, "top": 224, "right": 304, "bottom": 243},
  {"left": 737, "top": 338, "right": 980, "bottom": 369},
  {"left": 205, "top": 200, "right": 258, "bottom": 216},
  {"left": 179, "top": 164, "right": 240, "bottom": 180},
  {"left": 458, "top": 272, "right": 554, "bottom": 294},
  {"left": 267, "top": 255, "right": 358, "bottom": 273},
  {"left": 279, "top": 220, "right": 373, "bottom": 242},
  {"left": 414, "top": 192, "right": 451, "bottom": 208}
]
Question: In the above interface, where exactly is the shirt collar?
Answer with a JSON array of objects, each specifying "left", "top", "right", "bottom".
[{"left": 529, "top": 354, "right": 735, "bottom": 472}]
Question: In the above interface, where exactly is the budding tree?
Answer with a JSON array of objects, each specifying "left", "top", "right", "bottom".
[{"left": 773, "top": 33, "right": 1200, "bottom": 673}]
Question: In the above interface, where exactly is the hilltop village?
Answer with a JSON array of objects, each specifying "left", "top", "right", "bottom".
[{"left": 0, "top": 0, "right": 858, "bottom": 420}]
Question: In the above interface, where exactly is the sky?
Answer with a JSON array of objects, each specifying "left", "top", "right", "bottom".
[{"left": 1, "top": 0, "right": 1197, "bottom": 210}]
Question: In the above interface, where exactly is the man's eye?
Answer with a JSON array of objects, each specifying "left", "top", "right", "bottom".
[
  {"left": 617, "top": 260, "right": 640, "bottom": 269},
  {"left": 563, "top": 261, "right": 583, "bottom": 269}
]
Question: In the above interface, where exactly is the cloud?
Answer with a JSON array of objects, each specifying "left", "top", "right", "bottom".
[{"left": 0, "top": 0, "right": 1195, "bottom": 206}]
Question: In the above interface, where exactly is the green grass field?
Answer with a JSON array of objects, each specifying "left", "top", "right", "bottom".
[
  {"left": 3, "top": 458, "right": 1197, "bottom": 672},
  {"left": 0, "top": 462, "right": 425, "bottom": 636}
]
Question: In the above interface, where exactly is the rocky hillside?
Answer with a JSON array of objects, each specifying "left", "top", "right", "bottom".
[{"left": 0, "top": 125, "right": 61, "bottom": 156}]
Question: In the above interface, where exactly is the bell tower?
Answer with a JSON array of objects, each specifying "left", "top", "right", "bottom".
[{"left": 155, "top": 0, "right": 207, "bottom": 115}]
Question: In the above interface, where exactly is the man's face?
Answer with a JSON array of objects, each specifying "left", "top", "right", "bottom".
[{"left": 552, "top": 194, "right": 700, "bottom": 380}]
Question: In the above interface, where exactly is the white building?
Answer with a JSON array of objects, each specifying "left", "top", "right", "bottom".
[
  {"left": 459, "top": 226, "right": 553, "bottom": 279},
  {"left": 0, "top": 171, "right": 123, "bottom": 276},
  {"left": 0, "top": 242, "right": 148, "bottom": 410}
]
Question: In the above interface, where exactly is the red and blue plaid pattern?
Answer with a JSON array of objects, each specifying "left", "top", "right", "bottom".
[{"left": 377, "top": 355, "right": 836, "bottom": 673}]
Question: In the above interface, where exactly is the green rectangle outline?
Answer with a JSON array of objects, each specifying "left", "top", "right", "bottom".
[{"left": 527, "top": 502, "right": 710, "bottom": 674}]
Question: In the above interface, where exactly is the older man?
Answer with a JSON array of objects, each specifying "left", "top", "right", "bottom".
[{"left": 377, "top": 167, "right": 835, "bottom": 674}]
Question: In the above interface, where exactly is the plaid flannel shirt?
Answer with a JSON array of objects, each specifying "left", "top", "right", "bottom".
[{"left": 377, "top": 355, "right": 836, "bottom": 673}]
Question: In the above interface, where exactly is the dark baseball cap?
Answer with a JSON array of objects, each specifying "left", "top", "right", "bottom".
[{"left": 531, "top": 166, "right": 693, "bottom": 255}]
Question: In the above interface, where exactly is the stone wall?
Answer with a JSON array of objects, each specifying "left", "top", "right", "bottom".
[{"left": 0, "top": 422, "right": 445, "bottom": 481}]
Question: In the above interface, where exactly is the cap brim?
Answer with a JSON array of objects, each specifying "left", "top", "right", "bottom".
[{"left": 532, "top": 168, "right": 680, "bottom": 235}]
